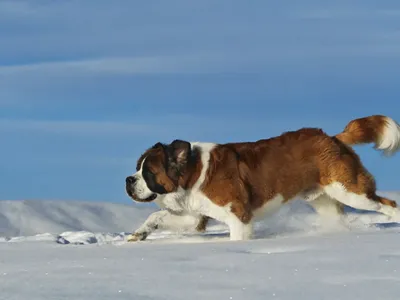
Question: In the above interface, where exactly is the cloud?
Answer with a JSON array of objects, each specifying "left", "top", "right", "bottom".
[
  {"left": 2, "top": 1, "right": 400, "bottom": 72},
  {"left": 0, "top": 115, "right": 254, "bottom": 139},
  {"left": 6, "top": 154, "right": 137, "bottom": 168},
  {"left": 0, "top": 119, "right": 164, "bottom": 136},
  {"left": 0, "top": 54, "right": 258, "bottom": 77},
  {"left": 1, "top": 0, "right": 400, "bottom": 95},
  {"left": 0, "top": 112, "right": 348, "bottom": 141},
  {"left": 294, "top": 6, "right": 400, "bottom": 20},
  {"left": 1, "top": 1, "right": 400, "bottom": 115},
  {"left": 0, "top": 115, "right": 242, "bottom": 138},
  {"left": 0, "top": 1, "right": 35, "bottom": 15}
]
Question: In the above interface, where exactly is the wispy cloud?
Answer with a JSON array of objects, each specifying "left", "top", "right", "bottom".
[
  {"left": 0, "top": 54, "right": 259, "bottom": 77},
  {"left": 0, "top": 116, "right": 240, "bottom": 138},
  {"left": 2, "top": 1, "right": 400, "bottom": 78},
  {"left": 6, "top": 154, "right": 137, "bottom": 168},
  {"left": 0, "top": 1, "right": 36, "bottom": 15},
  {"left": 0, "top": 119, "right": 163, "bottom": 136},
  {"left": 295, "top": 7, "right": 400, "bottom": 20},
  {"left": 0, "top": 115, "right": 250, "bottom": 140},
  {"left": 0, "top": 113, "right": 350, "bottom": 141}
]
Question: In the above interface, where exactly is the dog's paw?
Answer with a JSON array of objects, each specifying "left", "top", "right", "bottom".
[
  {"left": 380, "top": 205, "right": 398, "bottom": 219},
  {"left": 126, "top": 232, "right": 148, "bottom": 242}
]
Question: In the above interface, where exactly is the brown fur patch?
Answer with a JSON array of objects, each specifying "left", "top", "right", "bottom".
[
  {"left": 200, "top": 124, "right": 397, "bottom": 222},
  {"left": 136, "top": 144, "right": 177, "bottom": 193}
]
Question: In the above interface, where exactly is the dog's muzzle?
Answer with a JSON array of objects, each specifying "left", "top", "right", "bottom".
[{"left": 125, "top": 176, "right": 157, "bottom": 202}]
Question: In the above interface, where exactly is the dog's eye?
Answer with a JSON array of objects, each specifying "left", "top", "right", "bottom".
[
  {"left": 150, "top": 169, "right": 159, "bottom": 175},
  {"left": 143, "top": 168, "right": 158, "bottom": 182}
]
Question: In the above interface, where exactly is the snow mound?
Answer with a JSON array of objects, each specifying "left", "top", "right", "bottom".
[
  {"left": 1, "top": 192, "right": 400, "bottom": 244},
  {"left": 0, "top": 199, "right": 156, "bottom": 238},
  {"left": 56, "top": 231, "right": 126, "bottom": 245}
]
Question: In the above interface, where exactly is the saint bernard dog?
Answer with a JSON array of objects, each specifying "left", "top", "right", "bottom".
[{"left": 125, "top": 115, "right": 400, "bottom": 242}]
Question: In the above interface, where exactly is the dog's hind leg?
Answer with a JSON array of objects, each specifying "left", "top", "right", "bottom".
[
  {"left": 309, "top": 193, "right": 345, "bottom": 218},
  {"left": 195, "top": 215, "right": 211, "bottom": 232},
  {"left": 322, "top": 162, "right": 398, "bottom": 218}
]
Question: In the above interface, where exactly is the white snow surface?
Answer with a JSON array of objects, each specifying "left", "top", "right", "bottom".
[{"left": 1, "top": 193, "right": 400, "bottom": 299}]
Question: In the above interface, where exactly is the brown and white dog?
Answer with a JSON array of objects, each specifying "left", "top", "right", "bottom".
[{"left": 125, "top": 115, "right": 400, "bottom": 242}]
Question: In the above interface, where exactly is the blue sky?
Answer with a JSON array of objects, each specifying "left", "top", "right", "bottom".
[{"left": 1, "top": 0, "right": 400, "bottom": 204}]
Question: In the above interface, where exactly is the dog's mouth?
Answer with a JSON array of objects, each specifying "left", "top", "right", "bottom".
[
  {"left": 142, "top": 193, "right": 157, "bottom": 201},
  {"left": 126, "top": 189, "right": 157, "bottom": 202}
]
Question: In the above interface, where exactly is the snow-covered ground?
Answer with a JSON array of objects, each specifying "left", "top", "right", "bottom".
[{"left": 1, "top": 194, "right": 400, "bottom": 299}]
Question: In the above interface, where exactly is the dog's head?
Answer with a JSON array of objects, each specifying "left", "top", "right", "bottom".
[{"left": 125, "top": 140, "right": 192, "bottom": 202}]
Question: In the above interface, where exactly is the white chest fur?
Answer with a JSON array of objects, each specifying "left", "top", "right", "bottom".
[
  {"left": 156, "top": 142, "right": 234, "bottom": 223},
  {"left": 158, "top": 188, "right": 234, "bottom": 224}
]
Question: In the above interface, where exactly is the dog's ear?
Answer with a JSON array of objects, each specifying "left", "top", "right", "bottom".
[
  {"left": 167, "top": 139, "right": 191, "bottom": 172},
  {"left": 136, "top": 142, "right": 165, "bottom": 171},
  {"left": 151, "top": 142, "right": 165, "bottom": 150}
]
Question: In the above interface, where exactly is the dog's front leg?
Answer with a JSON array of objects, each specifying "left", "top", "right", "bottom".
[{"left": 127, "top": 210, "right": 204, "bottom": 242}]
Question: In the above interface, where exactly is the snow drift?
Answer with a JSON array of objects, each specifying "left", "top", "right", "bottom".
[
  {"left": 0, "top": 199, "right": 156, "bottom": 238},
  {"left": 1, "top": 191, "right": 400, "bottom": 244}
]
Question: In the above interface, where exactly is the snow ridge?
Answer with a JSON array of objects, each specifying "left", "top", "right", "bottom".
[
  {"left": 0, "top": 199, "right": 156, "bottom": 238},
  {"left": 1, "top": 192, "right": 400, "bottom": 245}
]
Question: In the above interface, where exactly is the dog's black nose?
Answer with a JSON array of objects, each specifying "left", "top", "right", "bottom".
[{"left": 126, "top": 176, "right": 136, "bottom": 184}]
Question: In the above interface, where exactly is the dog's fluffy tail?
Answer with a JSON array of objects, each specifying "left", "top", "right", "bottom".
[{"left": 335, "top": 115, "right": 400, "bottom": 156}]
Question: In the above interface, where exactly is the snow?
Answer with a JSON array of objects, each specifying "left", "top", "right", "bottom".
[
  {"left": 0, "top": 199, "right": 156, "bottom": 237},
  {"left": 1, "top": 194, "right": 400, "bottom": 299}
]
